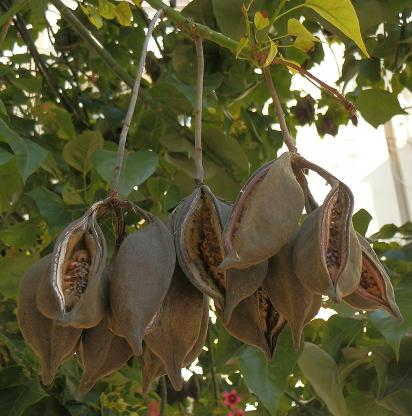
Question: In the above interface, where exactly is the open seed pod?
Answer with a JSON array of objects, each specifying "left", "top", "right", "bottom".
[
  {"left": 78, "top": 318, "right": 133, "bottom": 396},
  {"left": 220, "top": 152, "right": 304, "bottom": 270},
  {"left": 109, "top": 213, "right": 175, "bottom": 356},
  {"left": 344, "top": 234, "right": 402, "bottom": 320},
  {"left": 224, "top": 288, "right": 287, "bottom": 360},
  {"left": 144, "top": 265, "right": 208, "bottom": 391},
  {"left": 17, "top": 255, "right": 82, "bottom": 384},
  {"left": 36, "top": 204, "right": 108, "bottom": 328},
  {"left": 292, "top": 181, "right": 362, "bottom": 302},
  {"left": 263, "top": 244, "right": 322, "bottom": 350}
]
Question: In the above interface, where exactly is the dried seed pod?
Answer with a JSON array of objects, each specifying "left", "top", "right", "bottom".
[
  {"left": 224, "top": 289, "right": 287, "bottom": 360},
  {"left": 292, "top": 182, "right": 362, "bottom": 302},
  {"left": 344, "top": 234, "right": 402, "bottom": 320},
  {"left": 17, "top": 255, "right": 82, "bottom": 384},
  {"left": 263, "top": 244, "right": 321, "bottom": 350},
  {"left": 144, "top": 265, "right": 208, "bottom": 391},
  {"left": 36, "top": 206, "right": 108, "bottom": 328},
  {"left": 221, "top": 152, "right": 305, "bottom": 270},
  {"left": 110, "top": 215, "right": 175, "bottom": 356},
  {"left": 173, "top": 186, "right": 267, "bottom": 317},
  {"left": 78, "top": 318, "right": 133, "bottom": 396}
]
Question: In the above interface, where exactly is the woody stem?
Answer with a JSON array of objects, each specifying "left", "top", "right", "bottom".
[{"left": 110, "top": 10, "right": 163, "bottom": 197}]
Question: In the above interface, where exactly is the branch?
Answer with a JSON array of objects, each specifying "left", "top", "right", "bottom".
[
  {"left": 193, "top": 35, "right": 205, "bottom": 185},
  {"left": 110, "top": 10, "right": 163, "bottom": 197},
  {"left": 262, "top": 66, "right": 296, "bottom": 152},
  {"left": 206, "top": 322, "right": 219, "bottom": 406}
]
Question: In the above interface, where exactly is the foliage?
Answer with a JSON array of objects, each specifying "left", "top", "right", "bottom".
[{"left": 0, "top": 0, "right": 411, "bottom": 415}]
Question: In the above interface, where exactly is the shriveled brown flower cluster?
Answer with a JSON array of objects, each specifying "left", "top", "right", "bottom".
[{"left": 17, "top": 151, "right": 402, "bottom": 395}]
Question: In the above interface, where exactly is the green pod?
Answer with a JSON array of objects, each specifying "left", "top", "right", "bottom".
[
  {"left": 263, "top": 244, "right": 321, "bottom": 350},
  {"left": 78, "top": 318, "right": 133, "bottom": 396},
  {"left": 292, "top": 182, "right": 362, "bottom": 302},
  {"left": 36, "top": 205, "right": 108, "bottom": 328},
  {"left": 221, "top": 152, "right": 304, "bottom": 270},
  {"left": 225, "top": 289, "right": 287, "bottom": 360},
  {"left": 144, "top": 265, "right": 208, "bottom": 391},
  {"left": 17, "top": 255, "right": 82, "bottom": 384},
  {"left": 344, "top": 234, "right": 402, "bottom": 320},
  {"left": 110, "top": 215, "right": 175, "bottom": 356}
]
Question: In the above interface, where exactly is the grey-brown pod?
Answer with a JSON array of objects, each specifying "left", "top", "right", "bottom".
[
  {"left": 263, "top": 244, "right": 321, "bottom": 350},
  {"left": 172, "top": 186, "right": 267, "bottom": 318},
  {"left": 17, "top": 255, "right": 82, "bottom": 384},
  {"left": 36, "top": 204, "right": 108, "bottom": 328},
  {"left": 344, "top": 234, "right": 402, "bottom": 320},
  {"left": 220, "top": 152, "right": 304, "bottom": 270},
  {"left": 78, "top": 318, "right": 133, "bottom": 396},
  {"left": 292, "top": 182, "right": 362, "bottom": 302},
  {"left": 110, "top": 214, "right": 175, "bottom": 356},
  {"left": 224, "top": 289, "right": 287, "bottom": 360},
  {"left": 144, "top": 265, "right": 208, "bottom": 391}
]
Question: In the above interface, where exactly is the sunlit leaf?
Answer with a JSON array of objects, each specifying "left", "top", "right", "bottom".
[
  {"left": 115, "top": 2, "right": 132, "bottom": 26},
  {"left": 254, "top": 10, "right": 269, "bottom": 30}
]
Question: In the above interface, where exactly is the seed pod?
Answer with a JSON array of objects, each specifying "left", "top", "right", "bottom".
[
  {"left": 344, "top": 235, "right": 402, "bottom": 320},
  {"left": 220, "top": 152, "right": 304, "bottom": 270},
  {"left": 17, "top": 255, "right": 82, "bottom": 384},
  {"left": 78, "top": 318, "right": 133, "bottom": 396},
  {"left": 263, "top": 244, "right": 321, "bottom": 350},
  {"left": 292, "top": 182, "right": 362, "bottom": 302},
  {"left": 224, "top": 289, "right": 287, "bottom": 360},
  {"left": 110, "top": 215, "right": 175, "bottom": 356},
  {"left": 36, "top": 206, "right": 108, "bottom": 328},
  {"left": 173, "top": 186, "right": 267, "bottom": 317},
  {"left": 144, "top": 265, "right": 208, "bottom": 391}
]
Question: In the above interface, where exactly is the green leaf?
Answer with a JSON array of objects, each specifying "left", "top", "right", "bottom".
[
  {"left": 27, "top": 187, "right": 73, "bottom": 234},
  {"left": 298, "top": 342, "right": 347, "bottom": 416},
  {"left": 0, "top": 148, "right": 12, "bottom": 166},
  {"left": 378, "top": 390, "right": 412, "bottom": 416},
  {"left": 304, "top": 0, "right": 369, "bottom": 57},
  {"left": 0, "top": 118, "right": 48, "bottom": 182},
  {"left": 369, "top": 276, "right": 412, "bottom": 359},
  {"left": 80, "top": 4, "right": 103, "bottom": 29},
  {"left": 287, "top": 18, "right": 319, "bottom": 52},
  {"left": 99, "top": 0, "right": 116, "bottom": 19},
  {"left": 236, "top": 36, "right": 249, "bottom": 58},
  {"left": 239, "top": 329, "right": 302, "bottom": 416},
  {"left": 370, "top": 223, "right": 399, "bottom": 240},
  {"left": 11, "top": 77, "right": 43, "bottom": 94},
  {"left": 91, "top": 149, "right": 158, "bottom": 197},
  {"left": 254, "top": 11, "right": 269, "bottom": 30},
  {"left": 352, "top": 208, "right": 373, "bottom": 236},
  {"left": 63, "top": 130, "right": 104, "bottom": 174},
  {"left": 0, "top": 219, "right": 45, "bottom": 250},
  {"left": 263, "top": 39, "right": 278, "bottom": 67},
  {"left": 357, "top": 89, "right": 406, "bottom": 128},
  {"left": 115, "top": 2, "right": 132, "bottom": 26},
  {"left": 62, "top": 183, "right": 84, "bottom": 205},
  {"left": 0, "top": 158, "right": 23, "bottom": 212},
  {"left": 347, "top": 392, "right": 397, "bottom": 416}
]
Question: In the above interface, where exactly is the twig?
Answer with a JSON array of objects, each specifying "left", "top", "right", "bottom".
[
  {"left": 206, "top": 322, "right": 219, "bottom": 406},
  {"left": 262, "top": 66, "right": 297, "bottom": 152},
  {"left": 110, "top": 10, "right": 162, "bottom": 197},
  {"left": 160, "top": 376, "right": 167, "bottom": 416},
  {"left": 0, "top": 15, "right": 12, "bottom": 48},
  {"left": 193, "top": 35, "right": 205, "bottom": 185}
]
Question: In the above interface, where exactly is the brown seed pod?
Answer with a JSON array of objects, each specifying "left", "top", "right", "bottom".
[
  {"left": 109, "top": 215, "right": 175, "bottom": 356},
  {"left": 144, "top": 265, "right": 208, "bottom": 391},
  {"left": 263, "top": 244, "right": 321, "bottom": 350},
  {"left": 172, "top": 186, "right": 267, "bottom": 317},
  {"left": 224, "top": 288, "right": 287, "bottom": 360},
  {"left": 78, "top": 318, "right": 133, "bottom": 396},
  {"left": 344, "top": 234, "right": 402, "bottom": 320},
  {"left": 17, "top": 255, "right": 82, "bottom": 384},
  {"left": 36, "top": 205, "right": 108, "bottom": 328},
  {"left": 220, "top": 152, "right": 305, "bottom": 270},
  {"left": 292, "top": 182, "right": 362, "bottom": 302}
]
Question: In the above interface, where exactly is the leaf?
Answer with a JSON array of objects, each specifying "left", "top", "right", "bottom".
[
  {"left": 369, "top": 276, "right": 412, "bottom": 359},
  {"left": 0, "top": 218, "right": 45, "bottom": 250},
  {"left": 21, "top": 396, "right": 70, "bottom": 416},
  {"left": 63, "top": 130, "right": 104, "bottom": 174},
  {"left": 287, "top": 18, "right": 319, "bottom": 52},
  {"left": 254, "top": 11, "right": 269, "bottom": 30},
  {"left": 370, "top": 223, "right": 400, "bottom": 240},
  {"left": 304, "top": 0, "right": 369, "bottom": 57},
  {"left": 352, "top": 208, "right": 373, "bottom": 236},
  {"left": 27, "top": 187, "right": 73, "bottom": 234},
  {"left": 357, "top": 89, "right": 406, "bottom": 128},
  {"left": 347, "top": 392, "right": 397, "bottom": 416},
  {"left": 115, "top": 2, "right": 132, "bottom": 26},
  {"left": 0, "top": 158, "right": 23, "bottom": 212},
  {"left": 0, "top": 148, "right": 12, "bottom": 166},
  {"left": 236, "top": 36, "right": 249, "bottom": 58},
  {"left": 298, "top": 342, "right": 347, "bottom": 416},
  {"left": 99, "top": 0, "right": 116, "bottom": 19},
  {"left": 263, "top": 39, "right": 278, "bottom": 67},
  {"left": 239, "top": 329, "right": 302, "bottom": 416},
  {"left": 62, "top": 183, "right": 84, "bottom": 205},
  {"left": 378, "top": 390, "right": 412, "bottom": 416},
  {"left": 0, "top": 118, "right": 48, "bottom": 182},
  {"left": 80, "top": 4, "right": 103, "bottom": 29},
  {"left": 91, "top": 149, "right": 158, "bottom": 197}
]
